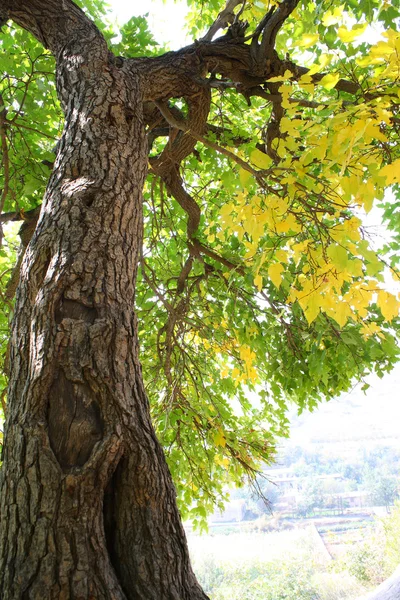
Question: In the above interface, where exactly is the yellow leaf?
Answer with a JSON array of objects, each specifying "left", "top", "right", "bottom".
[
  {"left": 250, "top": 149, "right": 272, "bottom": 169},
  {"left": 363, "top": 181, "right": 375, "bottom": 214},
  {"left": 298, "top": 34, "right": 319, "bottom": 48},
  {"left": 291, "top": 240, "right": 310, "bottom": 262},
  {"left": 327, "top": 245, "right": 348, "bottom": 270},
  {"left": 380, "top": 159, "right": 400, "bottom": 185},
  {"left": 370, "top": 40, "right": 395, "bottom": 57},
  {"left": 254, "top": 273, "right": 263, "bottom": 291},
  {"left": 361, "top": 322, "right": 381, "bottom": 338},
  {"left": 319, "top": 73, "right": 340, "bottom": 90},
  {"left": 298, "top": 82, "right": 315, "bottom": 94},
  {"left": 302, "top": 293, "right": 321, "bottom": 324},
  {"left": 298, "top": 73, "right": 313, "bottom": 84},
  {"left": 275, "top": 249, "right": 288, "bottom": 263},
  {"left": 268, "top": 262, "right": 284, "bottom": 288},
  {"left": 364, "top": 121, "right": 388, "bottom": 143},
  {"left": 239, "top": 167, "right": 252, "bottom": 188},
  {"left": 330, "top": 302, "right": 352, "bottom": 328},
  {"left": 377, "top": 290, "right": 400, "bottom": 322},
  {"left": 214, "top": 429, "right": 226, "bottom": 448},
  {"left": 214, "top": 455, "right": 229, "bottom": 467},
  {"left": 267, "top": 69, "right": 293, "bottom": 83},
  {"left": 239, "top": 345, "right": 256, "bottom": 368},
  {"left": 280, "top": 117, "right": 300, "bottom": 137},
  {"left": 356, "top": 55, "right": 382, "bottom": 68},
  {"left": 346, "top": 258, "right": 364, "bottom": 278},
  {"left": 220, "top": 366, "right": 229, "bottom": 378},
  {"left": 275, "top": 213, "right": 301, "bottom": 234},
  {"left": 338, "top": 24, "right": 367, "bottom": 43},
  {"left": 219, "top": 203, "right": 235, "bottom": 227},
  {"left": 321, "top": 6, "right": 344, "bottom": 26}
]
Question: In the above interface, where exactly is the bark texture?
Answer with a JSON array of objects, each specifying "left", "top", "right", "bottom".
[{"left": 0, "top": 1, "right": 208, "bottom": 598}]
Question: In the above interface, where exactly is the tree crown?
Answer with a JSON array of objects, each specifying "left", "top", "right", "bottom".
[{"left": 0, "top": 0, "right": 399, "bottom": 525}]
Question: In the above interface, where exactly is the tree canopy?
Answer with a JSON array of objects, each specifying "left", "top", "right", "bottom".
[{"left": 0, "top": 0, "right": 399, "bottom": 527}]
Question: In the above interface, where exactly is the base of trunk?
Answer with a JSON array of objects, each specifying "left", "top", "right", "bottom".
[{"left": 0, "top": 421, "right": 209, "bottom": 600}]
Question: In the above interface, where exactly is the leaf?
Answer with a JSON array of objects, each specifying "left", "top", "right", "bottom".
[
  {"left": 331, "top": 302, "right": 352, "bottom": 328},
  {"left": 254, "top": 273, "right": 263, "bottom": 291},
  {"left": 303, "top": 294, "right": 321, "bottom": 324},
  {"left": 298, "top": 33, "right": 319, "bottom": 48},
  {"left": 268, "top": 263, "right": 284, "bottom": 288},
  {"left": 321, "top": 6, "right": 344, "bottom": 27},
  {"left": 337, "top": 24, "right": 368, "bottom": 43},
  {"left": 275, "top": 249, "right": 288, "bottom": 263},
  {"left": 327, "top": 245, "right": 348, "bottom": 270},
  {"left": 370, "top": 40, "right": 395, "bottom": 57},
  {"left": 380, "top": 159, "right": 400, "bottom": 185},
  {"left": 267, "top": 69, "right": 293, "bottom": 83},
  {"left": 250, "top": 149, "right": 272, "bottom": 169},
  {"left": 377, "top": 291, "right": 400, "bottom": 322},
  {"left": 319, "top": 73, "right": 341, "bottom": 90},
  {"left": 214, "top": 429, "right": 226, "bottom": 448},
  {"left": 239, "top": 167, "right": 252, "bottom": 188}
]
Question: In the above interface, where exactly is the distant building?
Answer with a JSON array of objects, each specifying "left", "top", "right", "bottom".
[
  {"left": 210, "top": 499, "right": 246, "bottom": 523},
  {"left": 329, "top": 491, "right": 372, "bottom": 509},
  {"left": 263, "top": 468, "right": 343, "bottom": 495}
]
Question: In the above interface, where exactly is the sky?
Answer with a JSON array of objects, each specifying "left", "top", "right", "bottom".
[{"left": 110, "top": 0, "right": 189, "bottom": 48}]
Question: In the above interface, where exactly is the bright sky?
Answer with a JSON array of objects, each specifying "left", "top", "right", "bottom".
[{"left": 110, "top": 0, "right": 190, "bottom": 48}]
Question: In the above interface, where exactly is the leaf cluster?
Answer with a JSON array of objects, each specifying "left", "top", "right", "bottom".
[{"left": 0, "top": 0, "right": 399, "bottom": 518}]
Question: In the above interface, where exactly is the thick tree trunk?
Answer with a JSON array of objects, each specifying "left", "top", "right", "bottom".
[{"left": 0, "top": 10, "right": 208, "bottom": 599}]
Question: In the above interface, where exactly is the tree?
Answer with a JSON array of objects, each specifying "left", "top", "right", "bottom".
[
  {"left": 369, "top": 474, "right": 399, "bottom": 511},
  {"left": 0, "top": 0, "right": 399, "bottom": 598},
  {"left": 296, "top": 478, "right": 325, "bottom": 517}
]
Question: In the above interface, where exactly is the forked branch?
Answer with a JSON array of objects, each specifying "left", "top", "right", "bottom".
[{"left": 202, "top": 0, "right": 245, "bottom": 41}]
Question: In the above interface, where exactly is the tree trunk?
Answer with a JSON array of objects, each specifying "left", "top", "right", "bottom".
[
  {"left": 0, "top": 11, "right": 208, "bottom": 598},
  {"left": 356, "top": 567, "right": 400, "bottom": 600}
]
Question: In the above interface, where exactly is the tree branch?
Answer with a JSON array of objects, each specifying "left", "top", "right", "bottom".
[
  {"left": 0, "top": 94, "right": 10, "bottom": 247},
  {"left": 1, "top": 0, "right": 108, "bottom": 60},
  {"left": 202, "top": 0, "right": 244, "bottom": 42},
  {"left": 153, "top": 99, "right": 261, "bottom": 179}
]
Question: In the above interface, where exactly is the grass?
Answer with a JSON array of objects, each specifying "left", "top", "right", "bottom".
[{"left": 188, "top": 527, "right": 371, "bottom": 600}]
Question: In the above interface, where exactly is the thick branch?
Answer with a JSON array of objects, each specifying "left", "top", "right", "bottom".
[
  {"left": 135, "top": 38, "right": 361, "bottom": 109},
  {"left": 202, "top": 0, "right": 244, "bottom": 42},
  {"left": 259, "top": 0, "right": 299, "bottom": 56},
  {"left": 1, "top": 0, "right": 107, "bottom": 60},
  {"left": 153, "top": 99, "right": 261, "bottom": 179}
]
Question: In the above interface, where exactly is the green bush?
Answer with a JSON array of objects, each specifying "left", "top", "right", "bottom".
[
  {"left": 345, "top": 540, "right": 386, "bottom": 585},
  {"left": 193, "top": 554, "right": 225, "bottom": 595},
  {"left": 312, "top": 572, "right": 368, "bottom": 600},
  {"left": 382, "top": 501, "right": 400, "bottom": 573},
  {"left": 195, "top": 557, "right": 320, "bottom": 600}
]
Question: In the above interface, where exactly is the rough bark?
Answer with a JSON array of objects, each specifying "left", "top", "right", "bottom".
[{"left": 0, "top": 1, "right": 208, "bottom": 598}]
